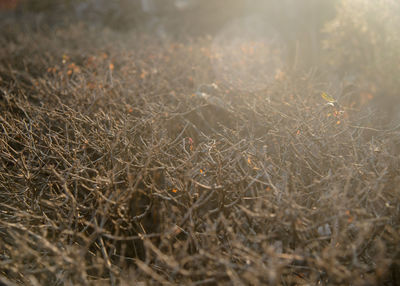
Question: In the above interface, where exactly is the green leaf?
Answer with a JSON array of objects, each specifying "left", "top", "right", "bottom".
[{"left": 321, "top": 92, "right": 336, "bottom": 103}]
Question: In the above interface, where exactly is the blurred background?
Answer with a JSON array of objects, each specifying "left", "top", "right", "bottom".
[
  {"left": 1, "top": 0, "right": 398, "bottom": 70},
  {"left": 0, "top": 0, "right": 337, "bottom": 68},
  {"left": 1, "top": 0, "right": 400, "bottom": 126}
]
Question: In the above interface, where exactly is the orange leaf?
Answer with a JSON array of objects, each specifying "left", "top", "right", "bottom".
[{"left": 140, "top": 71, "right": 148, "bottom": 79}]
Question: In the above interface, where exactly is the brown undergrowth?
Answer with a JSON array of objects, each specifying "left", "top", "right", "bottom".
[{"left": 0, "top": 22, "right": 399, "bottom": 285}]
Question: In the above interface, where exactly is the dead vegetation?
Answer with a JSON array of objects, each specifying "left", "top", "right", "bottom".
[{"left": 0, "top": 21, "right": 400, "bottom": 286}]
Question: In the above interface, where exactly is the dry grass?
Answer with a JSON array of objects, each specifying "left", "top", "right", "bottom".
[{"left": 0, "top": 21, "right": 399, "bottom": 285}]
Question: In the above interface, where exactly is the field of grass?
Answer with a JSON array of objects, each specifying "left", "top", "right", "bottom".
[{"left": 0, "top": 17, "right": 399, "bottom": 285}]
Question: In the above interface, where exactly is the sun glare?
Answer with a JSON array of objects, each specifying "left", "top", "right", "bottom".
[{"left": 211, "top": 16, "right": 286, "bottom": 92}]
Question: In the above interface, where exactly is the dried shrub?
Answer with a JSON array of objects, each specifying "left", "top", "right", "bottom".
[
  {"left": 323, "top": 0, "right": 400, "bottom": 128},
  {"left": 0, "top": 20, "right": 399, "bottom": 286}
]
